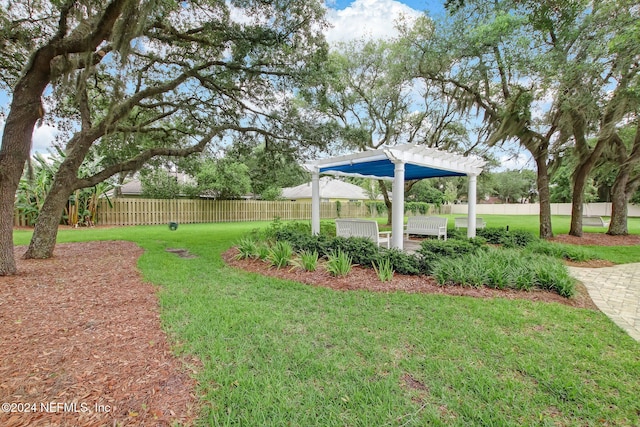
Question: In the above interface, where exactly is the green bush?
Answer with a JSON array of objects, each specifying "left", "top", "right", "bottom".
[
  {"left": 534, "top": 259, "right": 576, "bottom": 297},
  {"left": 504, "top": 229, "right": 537, "bottom": 248},
  {"left": 256, "top": 243, "right": 271, "bottom": 260},
  {"left": 476, "top": 227, "right": 509, "bottom": 244},
  {"left": 417, "top": 238, "right": 487, "bottom": 274},
  {"left": 446, "top": 228, "right": 468, "bottom": 240},
  {"left": 373, "top": 258, "right": 394, "bottom": 282},
  {"left": 404, "top": 202, "right": 433, "bottom": 215},
  {"left": 431, "top": 248, "right": 575, "bottom": 297},
  {"left": 525, "top": 240, "right": 598, "bottom": 262},
  {"left": 476, "top": 227, "right": 536, "bottom": 248},
  {"left": 378, "top": 248, "right": 423, "bottom": 275},
  {"left": 267, "top": 241, "right": 294, "bottom": 269},
  {"left": 292, "top": 250, "right": 319, "bottom": 272},
  {"left": 236, "top": 238, "right": 259, "bottom": 259},
  {"left": 325, "top": 250, "right": 353, "bottom": 277},
  {"left": 328, "top": 237, "right": 380, "bottom": 267},
  {"left": 365, "top": 201, "right": 387, "bottom": 216}
]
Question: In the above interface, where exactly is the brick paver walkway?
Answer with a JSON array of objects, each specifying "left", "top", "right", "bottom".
[{"left": 568, "top": 263, "right": 640, "bottom": 342}]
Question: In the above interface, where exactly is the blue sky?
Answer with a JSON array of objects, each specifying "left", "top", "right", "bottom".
[{"left": 329, "top": 0, "right": 444, "bottom": 13}]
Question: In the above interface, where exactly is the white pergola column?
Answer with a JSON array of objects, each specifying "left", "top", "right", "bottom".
[
  {"left": 311, "top": 169, "right": 320, "bottom": 235},
  {"left": 467, "top": 174, "right": 477, "bottom": 238},
  {"left": 392, "top": 161, "right": 405, "bottom": 249}
]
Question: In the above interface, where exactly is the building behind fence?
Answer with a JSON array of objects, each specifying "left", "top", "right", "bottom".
[{"left": 14, "top": 199, "right": 639, "bottom": 228}]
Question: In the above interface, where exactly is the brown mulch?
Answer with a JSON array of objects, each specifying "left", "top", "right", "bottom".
[
  {"left": 552, "top": 232, "right": 640, "bottom": 247},
  {"left": 0, "top": 241, "right": 199, "bottom": 427},
  {"left": 222, "top": 248, "right": 598, "bottom": 310}
]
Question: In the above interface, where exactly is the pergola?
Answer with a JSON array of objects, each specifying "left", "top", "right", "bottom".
[{"left": 305, "top": 144, "right": 485, "bottom": 250}]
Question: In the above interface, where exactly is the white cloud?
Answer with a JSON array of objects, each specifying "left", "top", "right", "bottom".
[
  {"left": 31, "top": 124, "right": 58, "bottom": 154},
  {"left": 498, "top": 152, "right": 533, "bottom": 171},
  {"left": 325, "top": 0, "right": 421, "bottom": 45}
]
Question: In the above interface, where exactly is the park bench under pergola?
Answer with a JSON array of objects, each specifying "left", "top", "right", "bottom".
[{"left": 305, "top": 143, "right": 485, "bottom": 250}]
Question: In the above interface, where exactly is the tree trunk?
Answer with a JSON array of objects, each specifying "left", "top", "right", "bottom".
[
  {"left": 534, "top": 155, "right": 554, "bottom": 239},
  {"left": 568, "top": 164, "right": 591, "bottom": 237},
  {"left": 607, "top": 165, "right": 640, "bottom": 236},
  {"left": 0, "top": 80, "right": 48, "bottom": 275},
  {"left": 24, "top": 127, "right": 97, "bottom": 259},
  {"left": 608, "top": 171, "right": 629, "bottom": 235},
  {"left": 23, "top": 179, "right": 75, "bottom": 259},
  {"left": 379, "top": 181, "right": 392, "bottom": 226}
]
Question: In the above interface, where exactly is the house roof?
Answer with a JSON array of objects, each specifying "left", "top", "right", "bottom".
[
  {"left": 281, "top": 177, "right": 371, "bottom": 200},
  {"left": 306, "top": 144, "right": 485, "bottom": 180},
  {"left": 106, "top": 172, "right": 196, "bottom": 197}
]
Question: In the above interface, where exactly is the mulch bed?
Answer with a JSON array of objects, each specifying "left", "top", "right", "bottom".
[
  {"left": 0, "top": 241, "right": 199, "bottom": 427},
  {"left": 222, "top": 247, "right": 598, "bottom": 310},
  {"left": 551, "top": 232, "right": 640, "bottom": 246}
]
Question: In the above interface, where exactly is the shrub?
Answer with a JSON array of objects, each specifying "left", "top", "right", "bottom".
[
  {"left": 275, "top": 230, "right": 331, "bottom": 255},
  {"left": 525, "top": 240, "right": 598, "bottom": 262},
  {"left": 476, "top": 227, "right": 536, "bottom": 248},
  {"left": 431, "top": 248, "right": 576, "bottom": 297},
  {"left": 534, "top": 259, "right": 576, "bottom": 297},
  {"left": 417, "top": 238, "right": 486, "bottom": 274},
  {"left": 373, "top": 258, "right": 394, "bottom": 282},
  {"left": 328, "top": 237, "right": 380, "bottom": 267},
  {"left": 267, "top": 241, "right": 294, "bottom": 269},
  {"left": 378, "top": 248, "right": 422, "bottom": 275},
  {"left": 292, "top": 250, "right": 319, "bottom": 272},
  {"left": 325, "top": 250, "right": 353, "bottom": 277},
  {"left": 256, "top": 243, "right": 271, "bottom": 261},
  {"left": 236, "top": 238, "right": 259, "bottom": 260},
  {"left": 503, "top": 229, "right": 537, "bottom": 248},
  {"left": 446, "top": 227, "right": 467, "bottom": 240},
  {"left": 476, "top": 227, "right": 509, "bottom": 245}
]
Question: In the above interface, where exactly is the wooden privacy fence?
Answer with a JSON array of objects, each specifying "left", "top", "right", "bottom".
[{"left": 92, "top": 198, "right": 374, "bottom": 226}]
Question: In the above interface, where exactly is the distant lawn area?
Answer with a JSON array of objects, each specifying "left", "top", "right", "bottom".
[{"left": 12, "top": 218, "right": 640, "bottom": 425}]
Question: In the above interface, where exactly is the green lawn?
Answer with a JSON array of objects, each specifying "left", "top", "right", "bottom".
[{"left": 12, "top": 218, "right": 640, "bottom": 426}]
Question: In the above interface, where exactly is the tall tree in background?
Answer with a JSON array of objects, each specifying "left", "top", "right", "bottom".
[
  {"left": 0, "top": 0, "right": 328, "bottom": 272},
  {"left": 415, "top": 0, "right": 640, "bottom": 238},
  {"left": 538, "top": 0, "right": 640, "bottom": 237},
  {"left": 408, "top": 6, "right": 567, "bottom": 239},
  {"left": 604, "top": 122, "right": 640, "bottom": 235}
]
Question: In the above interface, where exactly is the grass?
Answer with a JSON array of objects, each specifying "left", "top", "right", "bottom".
[{"left": 12, "top": 220, "right": 640, "bottom": 425}]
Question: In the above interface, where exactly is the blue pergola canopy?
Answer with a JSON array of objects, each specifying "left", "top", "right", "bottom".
[
  {"left": 320, "top": 159, "right": 466, "bottom": 180},
  {"left": 308, "top": 144, "right": 484, "bottom": 181}
]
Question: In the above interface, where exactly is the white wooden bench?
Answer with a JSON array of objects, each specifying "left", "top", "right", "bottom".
[
  {"left": 583, "top": 216, "right": 610, "bottom": 227},
  {"left": 335, "top": 219, "right": 391, "bottom": 248},
  {"left": 454, "top": 217, "right": 487, "bottom": 229},
  {"left": 404, "top": 216, "right": 447, "bottom": 240}
]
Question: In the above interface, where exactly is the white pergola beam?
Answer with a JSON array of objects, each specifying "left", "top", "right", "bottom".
[
  {"left": 467, "top": 174, "right": 477, "bottom": 238},
  {"left": 311, "top": 168, "right": 320, "bottom": 235}
]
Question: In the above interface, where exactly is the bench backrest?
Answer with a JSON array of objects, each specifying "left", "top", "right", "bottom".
[
  {"left": 583, "top": 216, "right": 606, "bottom": 226},
  {"left": 335, "top": 219, "right": 380, "bottom": 241},
  {"left": 407, "top": 216, "right": 447, "bottom": 232},
  {"left": 455, "top": 217, "right": 486, "bottom": 228}
]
